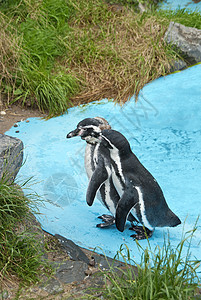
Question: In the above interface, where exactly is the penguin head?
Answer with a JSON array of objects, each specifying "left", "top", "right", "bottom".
[{"left": 66, "top": 117, "right": 111, "bottom": 144}]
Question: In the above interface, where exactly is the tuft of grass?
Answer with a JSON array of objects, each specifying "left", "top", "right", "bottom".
[
  {"left": 0, "top": 174, "right": 51, "bottom": 285},
  {"left": 0, "top": 0, "right": 80, "bottom": 116},
  {"left": 0, "top": 12, "right": 23, "bottom": 104},
  {"left": 0, "top": 180, "right": 29, "bottom": 228},
  {"left": 88, "top": 222, "right": 200, "bottom": 300},
  {"left": 155, "top": 8, "right": 201, "bottom": 30},
  {"left": 66, "top": 1, "right": 178, "bottom": 103},
  {"left": 0, "top": 230, "right": 46, "bottom": 284},
  {"left": 17, "top": 62, "right": 80, "bottom": 117}
]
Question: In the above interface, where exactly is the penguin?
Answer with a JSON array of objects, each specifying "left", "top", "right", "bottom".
[
  {"left": 66, "top": 118, "right": 137, "bottom": 228},
  {"left": 86, "top": 129, "right": 181, "bottom": 240}
]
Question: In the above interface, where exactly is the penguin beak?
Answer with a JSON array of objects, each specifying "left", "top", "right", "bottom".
[{"left": 66, "top": 128, "right": 79, "bottom": 138}]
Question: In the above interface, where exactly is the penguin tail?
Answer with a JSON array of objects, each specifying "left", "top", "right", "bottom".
[
  {"left": 167, "top": 210, "right": 181, "bottom": 227},
  {"left": 171, "top": 216, "right": 181, "bottom": 227}
]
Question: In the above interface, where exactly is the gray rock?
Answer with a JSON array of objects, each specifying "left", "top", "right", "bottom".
[
  {"left": 40, "top": 277, "right": 63, "bottom": 295},
  {"left": 0, "top": 134, "right": 23, "bottom": 182},
  {"left": 93, "top": 253, "right": 124, "bottom": 270},
  {"left": 55, "top": 260, "right": 88, "bottom": 284},
  {"left": 169, "top": 59, "right": 187, "bottom": 73},
  {"left": 55, "top": 234, "right": 90, "bottom": 264},
  {"left": 164, "top": 22, "right": 201, "bottom": 64}
]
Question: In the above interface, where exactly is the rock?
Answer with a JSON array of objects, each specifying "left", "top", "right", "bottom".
[
  {"left": 0, "top": 134, "right": 23, "bottom": 182},
  {"left": 164, "top": 22, "right": 201, "bottom": 64},
  {"left": 0, "top": 111, "right": 6, "bottom": 115},
  {"left": 54, "top": 260, "right": 88, "bottom": 284},
  {"left": 55, "top": 234, "right": 90, "bottom": 264},
  {"left": 40, "top": 278, "right": 63, "bottom": 295},
  {"left": 107, "top": 3, "right": 124, "bottom": 14},
  {"left": 92, "top": 253, "right": 124, "bottom": 270},
  {"left": 84, "top": 269, "right": 93, "bottom": 276},
  {"left": 169, "top": 58, "right": 187, "bottom": 73},
  {"left": 88, "top": 256, "right": 95, "bottom": 267}
]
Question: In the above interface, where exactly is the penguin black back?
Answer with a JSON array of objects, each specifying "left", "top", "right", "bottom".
[
  {"left": 100, "top": 129, "right": 132, "bottom": 155},
  {"left": 98, "top": 128, "right": 181, "bottom": 236}
]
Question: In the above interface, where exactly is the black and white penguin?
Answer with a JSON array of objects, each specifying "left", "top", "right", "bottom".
[
  {"left": 86, "top": 129, "right": 181, "bottom": 239},
  {"left": 66, "top": 118, "right": 137, "bottom": 228}
]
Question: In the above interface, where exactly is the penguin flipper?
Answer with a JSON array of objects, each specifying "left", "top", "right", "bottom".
[
  {"left": 86, "top": 163, "right": 108, "bottom": 206},
  {"left": 115, "top": 188, "right": 138, "bottom": 232}
]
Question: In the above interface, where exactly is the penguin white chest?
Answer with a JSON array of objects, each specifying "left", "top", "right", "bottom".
[
  {"left": 93, "top": 143, "right": 100, "bottom": 166},
  {"left": 104, "top": 166, "right": 116, "bottom": 215},
  {"left": 85, "top": 144, "right": 93, "bottom": 179}
]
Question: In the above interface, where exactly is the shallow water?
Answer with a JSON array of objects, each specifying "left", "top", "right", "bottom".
[{"left": 6, "top": 64, "right": 201, "bottom": 274}]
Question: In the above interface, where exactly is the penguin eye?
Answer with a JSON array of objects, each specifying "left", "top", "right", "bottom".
[{"left": 79, "top": 127, "right": 86, "bottom": 132}]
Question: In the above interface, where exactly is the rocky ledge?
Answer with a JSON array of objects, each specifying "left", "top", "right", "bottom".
[
  {"left": 164, "top": 22, "right": 201, "bottom": 71},
  {"left": 0, "top": 134, "right": 23, "bottom": 182}
]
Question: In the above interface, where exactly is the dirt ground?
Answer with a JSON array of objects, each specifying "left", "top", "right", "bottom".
[{"left": 0, "top": 104, "right": 46, "bottom": 134}]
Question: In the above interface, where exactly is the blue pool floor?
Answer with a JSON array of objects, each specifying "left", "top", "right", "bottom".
[{"left": 6, "top": 64, "right": 201, "bottom": 274}]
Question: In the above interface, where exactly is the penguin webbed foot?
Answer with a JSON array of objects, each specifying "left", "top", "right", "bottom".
[
  {"left": 96, "top": 214, "right": 115, "bottom": 228},
  {"left": 129, "top": 225, "right": 153, "bottom": 240}
]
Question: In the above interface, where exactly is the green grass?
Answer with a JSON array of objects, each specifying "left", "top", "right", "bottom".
[
  {"left": 1, "top": 0, "right": 201, "bottom": 116},
  {"left": 0, "top": 230, "right": 46, "bottom": 284},
  {"left": 0, "top": 0, "right": 80, "bottom": 117},
  {"left": 155, "top": 8, "right": 201, "bottom": 29},
  {"left": 64, "top": 1, "right": 179, "bottom": 103},
  {"left": 87, "top": 222, "right": 200, "bottom": 300},
  {"left": 0, "top": 180, "right": 29, "bottom": 228},
  {"left": 0, "top": 174, "right": 51, "bottom": 285}
]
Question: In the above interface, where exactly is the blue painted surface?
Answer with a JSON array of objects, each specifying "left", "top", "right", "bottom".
[
  {"left": 6, "top": 64, "right": 201, "bottom": 273},
  {"left": 160, "top": 0, "right": 201, "bottom": 11}
]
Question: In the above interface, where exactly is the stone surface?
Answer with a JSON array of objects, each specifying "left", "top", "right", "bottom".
[
  {"left": 40, "top": 277, "right": 64, "bottom": 295},
  {"left": 92, "top": 253, "right": 124, "bottom": 270},
  {"left": 0, "top": 134, "right": 23, "bottom": 181},
  {"left": 169, "top": 59, "right": 187, "bottom": 73},
  {"left": 164, "top": 22, "right": 201, "bottom": 64},
  {"left": 55, "top": 260, "right": 88, "bottom": 284},
  {"left": 55, "top": 234, "right": 90, "bottom": 264}
]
